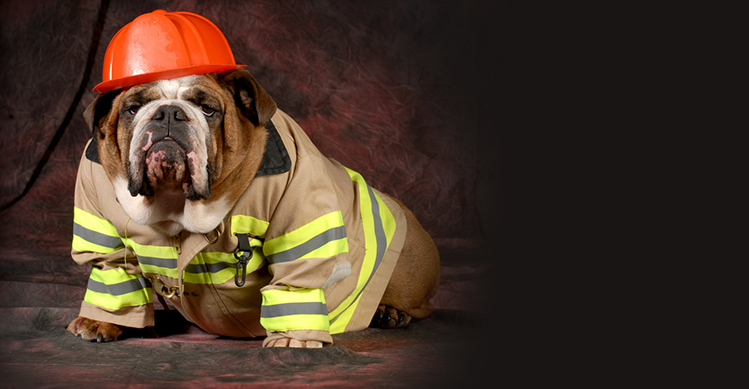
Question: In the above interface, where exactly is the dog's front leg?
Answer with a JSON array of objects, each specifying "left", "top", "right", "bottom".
[
  {"left": 66, "top": 316, "right": 124, "bottom": 342},
  {"left": 262, "top": 331, "right": 328, "bottom": 348},
  {"left": 265, "top": 336, "right": 323, "bottom": 348}
]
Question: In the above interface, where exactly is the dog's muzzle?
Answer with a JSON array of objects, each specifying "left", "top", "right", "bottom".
[{"left": 128, "top": 105, "right": 211, "bottom": 200}]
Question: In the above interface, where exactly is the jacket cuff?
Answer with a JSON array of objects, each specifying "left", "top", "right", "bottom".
[
  {"left": 79, "top": 301, "right": 155, "bottom": 328},
  {"left": 262, "top": 330, "right": 334, "bottom": 347},
  {"left": 260, "top": 287, "right": 330, "bottom": 332}
]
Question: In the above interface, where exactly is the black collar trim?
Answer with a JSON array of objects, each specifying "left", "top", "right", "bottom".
[
  {"left": 255, "top": 120, "right": 291, "bottom": 176},
  {"left": 85, "top": 133, "right": 101, "bottom": 164},
  {"left": 85, "top": 120, "right": 291, "bottom": 177}
]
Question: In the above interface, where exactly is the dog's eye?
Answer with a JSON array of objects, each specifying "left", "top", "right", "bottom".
[
  {"left": 127, "top": 106, "right": 140, "bottom": 116},
  {"left": 201, "top": 105, "right": 216, "bottom": 117}
]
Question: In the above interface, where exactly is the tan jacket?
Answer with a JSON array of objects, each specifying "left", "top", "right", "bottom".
[{"left": 72, "top": 109, "right": 406, "bottom": 345}]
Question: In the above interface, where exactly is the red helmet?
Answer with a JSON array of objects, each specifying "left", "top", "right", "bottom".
[{"left": 93, "top": 10, "right": 245, "bottom": 93}]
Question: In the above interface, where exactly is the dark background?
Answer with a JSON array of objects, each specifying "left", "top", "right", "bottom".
[{"left": 0, "top": 0, "right": 503, "bottom": 386}]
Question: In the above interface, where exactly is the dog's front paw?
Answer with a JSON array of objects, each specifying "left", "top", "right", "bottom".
[
  {"left": 66, "top": 316, "right": 123, "bottom": 342},
  {"left": 265, "top": 337, "right": 323, "bottom": 348}
]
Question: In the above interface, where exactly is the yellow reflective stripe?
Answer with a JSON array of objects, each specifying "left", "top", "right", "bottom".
[
  {"left": 265, "top": 211, "right": 344, "bottom": 254},
  {"left": 122, "top": 237, "right": 179, "bottom": 279},
  {"left": 84, "top": 267, "right": 153, "bottom": 310},
  {"left": 329, "top": 168, "right": 397, "bottom": 334},
  {"left": 74, "top": 207, "right": 119, "bottom": 236},
  {"left": 72, "top": 235, "right": 120, "bottom": 254},
  {"left": 72, "top": 207, "right": 122, "bottom": 254},
  {"left": 183, "top": 243, "right": 265, "bottom": 285},
  {"left": 375, "top": 188, "right": 397, "bottom": 247},
  {"left": 375, "top": 199, "right": 396, "bottom": 247},
  {"left": 260, "top": 288, "right": 329, "bottom": 332},
  {"left": 262, "top": 287, "right": 327, "bottom": 305},
  {"left": 298, "top": 237, "right": 348, "bottom": 262},
  {"left": 260, "top": 311, "right": 330, "bottom": 333},
  {"left": 264, "top": 211, "right": 348, "bottom": 263},
  {"left": 230, "top": 215, "right": 270, "bottom": 239},
  {"left": 329, "top": 169, "right": 375, "bottom": 333},
  {"left": 183, "top": 252, "right": 230, "bottom": 284}
]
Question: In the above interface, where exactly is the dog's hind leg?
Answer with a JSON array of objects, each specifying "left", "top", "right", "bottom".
[{"left": 372, "top": 195, "right": 441, "bottom": 328}]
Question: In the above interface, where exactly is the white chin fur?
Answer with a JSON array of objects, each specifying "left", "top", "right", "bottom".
[{"left": 113, "top": 177, "right": 230, "bottom": 235}]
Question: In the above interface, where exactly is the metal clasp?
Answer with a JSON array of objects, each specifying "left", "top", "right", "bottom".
[
  {"left": 151, "top": 277, "right": 178, "bottom": 299},
  {"left": 234, "top": 234, "right": 253, "bottom": 287},
  {"left": 204, "top": 226, "right": 220, "bottom": 244},
  {"left": 234, "top": 247, "right": 252, "bottom": 287}
]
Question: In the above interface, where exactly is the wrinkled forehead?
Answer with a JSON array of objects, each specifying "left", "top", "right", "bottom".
[{"left": 119, "top": 75, "right": 224, "bottom": 106}]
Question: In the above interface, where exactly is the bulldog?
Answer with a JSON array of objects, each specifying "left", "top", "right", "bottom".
[{"left": 66, "top": 69, "right": 441, "bottom": 348}]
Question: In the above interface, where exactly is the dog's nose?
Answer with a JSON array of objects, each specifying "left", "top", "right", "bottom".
[{"left": 152, "top": 105, "right": 187, "bottom": 122}]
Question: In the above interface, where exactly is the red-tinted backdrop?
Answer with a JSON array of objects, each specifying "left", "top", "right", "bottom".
[{"left": 0, "top": 0, "right": 500, "bottom": 329}]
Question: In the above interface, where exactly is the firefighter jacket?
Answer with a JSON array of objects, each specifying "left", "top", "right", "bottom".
[{"left": 71, "top": 109, "right": 407, "bottom": 346}]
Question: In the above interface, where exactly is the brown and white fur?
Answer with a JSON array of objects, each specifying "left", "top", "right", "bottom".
[{"left": 67, "top": 69, "right": 440, "bottom": 348}]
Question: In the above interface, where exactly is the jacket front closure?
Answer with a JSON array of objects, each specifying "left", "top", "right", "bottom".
[{"left": 132, "top": 220, "right": 226, "bottom": 327}]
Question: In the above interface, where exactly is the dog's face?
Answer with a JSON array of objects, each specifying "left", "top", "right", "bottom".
[{"left": 85, "top": 69, "right": 276, "bottom": 235}]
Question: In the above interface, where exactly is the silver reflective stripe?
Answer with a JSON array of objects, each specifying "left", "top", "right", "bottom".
[
  {"left": 137, "top": 255, "right": 177, "bottom": 269},
  {"left": 184, "top": 261, "right": 234, "bottom": 274},
  {"left": 329, "top": 184, "right": 386, "bottom": 324},
  {"left": 368, "top": 184, "right": 387, "bottom": 271},
  {"left": 261, "top": 302, "right": 328, "bottom": 318},
  {"left": 87, "top": 277, "right": 151, "bottom": 296},
  {"left": 266, "top": 225, "right": 347, "bottom": 264},
  {"left": 73, "top": 223, "right": 123, "bottom": 250}
]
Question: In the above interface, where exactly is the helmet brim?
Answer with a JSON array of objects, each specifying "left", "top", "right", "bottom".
[{"left": 93, "top": 64, "right": 246, "bottom": 94}]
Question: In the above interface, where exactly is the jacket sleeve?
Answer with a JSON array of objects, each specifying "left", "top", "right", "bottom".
[
  {"left": 71, "top": 150, "right": 154, "bottom": 328},
  {"left": 258, "top": 152, "right": 353, "bottom": 345}
]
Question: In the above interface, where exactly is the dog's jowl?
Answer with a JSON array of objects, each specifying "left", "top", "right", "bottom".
[{"left": 66, "top": 10, "right": 440, "bottom": 348}]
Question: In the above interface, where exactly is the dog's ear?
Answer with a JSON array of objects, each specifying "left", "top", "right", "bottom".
[
  {"left": 84, "top": 90, "right": 121, "bottom": 135},
  {"left": 217, "top": 69, "right": 277, "bottom": 126}
]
